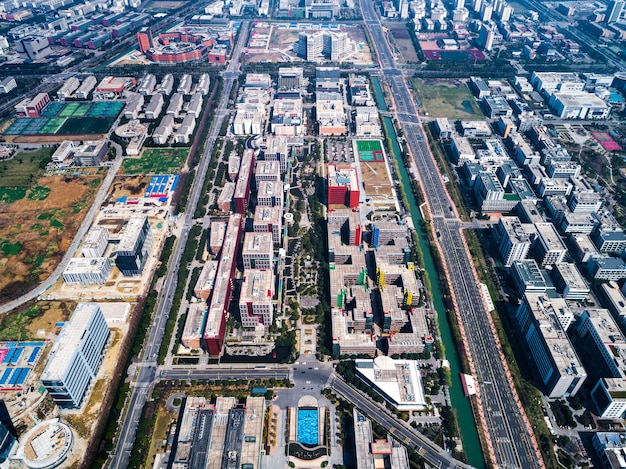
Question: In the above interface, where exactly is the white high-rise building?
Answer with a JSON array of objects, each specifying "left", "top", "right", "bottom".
[
  {"left": 41, "top": 303, "right": 110, "bottom": 408},
  {"left": 480, "top": 2, "right": 492, "bottom": 21}
]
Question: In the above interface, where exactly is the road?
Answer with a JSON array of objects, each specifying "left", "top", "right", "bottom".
[
  {"left": 331, "top": 375, "right": 470, "bottom": 469},
  {"left": 160, "top": 366, "right": 290, "bottom": 381},
  {"left": 359, "top": 0, "right": 542, "bottom": 467},
  {"left": 108, "top": 21, "right": 250, "bottom": 469}
]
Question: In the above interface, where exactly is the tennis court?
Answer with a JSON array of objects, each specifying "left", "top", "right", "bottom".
[
  {"left": 88, "top": 101, "right": 124, "bottom": 117},
  {"left": 58, "top": 102, "right": 91, "bottom": 117},
  {"left": 39, "top": 118, "right": 65, "bottom": 134},
  {"left": 41, "top": 102, "right": 65, "bottom": 117},
  {"left": 592, "top": 131, "right": 622, "bottom": 152}
]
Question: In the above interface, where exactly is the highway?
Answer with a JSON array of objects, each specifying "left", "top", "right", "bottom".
[
  {"left": 108, "top": 21, "right": 249, "bottom": 469},
  {"left": 331, "top": 375, "right": 471, "bottom": 469},
  {"left": 359, "top": 0, "right": 542, "bottom": 467}
]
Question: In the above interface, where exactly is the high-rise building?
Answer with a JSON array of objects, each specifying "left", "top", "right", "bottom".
[
  {"left": 480, "top": 2, "right": 493, "bottom": 21},
  {"left": 515, "top": 294, "right": 584, "bottom": 398},
  {"left": 478, "top": 24, "right": 495, "bottom": 51},
  {"left": 606, "top": 0, "right": 624, "bottom": 23},
  {"left": 114, "top": 216, "right": 153, "bottom": 276},
  {"left": 41, "top": 303, "right": 110, "bottom": 408},
  {"left": 494, "top": 217, "right": 534, "bottom": 267}
]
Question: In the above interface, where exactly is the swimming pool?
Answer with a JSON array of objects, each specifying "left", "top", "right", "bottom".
[{"left": 297, "top": 408, "right": 319, "bottom": 446}]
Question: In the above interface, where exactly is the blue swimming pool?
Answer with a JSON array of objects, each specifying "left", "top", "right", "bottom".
[{"left": 297, "top": 408, "right": 319, "bottom": 446}]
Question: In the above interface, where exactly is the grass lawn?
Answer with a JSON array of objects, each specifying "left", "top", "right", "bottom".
[
  {"left": 0, "top": 148, "right": 52, "bottom": 187},
  {"left": 412, "top": 78, "right": 483, "bottom": 119},
  {"left": 122, "top": 148, "right": 188, "bottom": 175}
]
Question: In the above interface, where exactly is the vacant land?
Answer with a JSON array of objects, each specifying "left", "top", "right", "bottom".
[
  {"left": 0, "top": 300, "right": 74, "bottom": 341},
  {"left": 121, "top": 148, "right": 188, "bottom": 175},
  {"left": 0, "top": 148, "right": 52, "bottom": 187},
  {"left": 107, "top": 175, "right": 152, "bottom": 201},
  {"left": 0, "top": 175, "right": 101, "bottom": 303},
  {"left": 387, "top": 25, "right": 419, "bottom": 63},
  {"left": 412, "top": 78, "right": 482, "bottom": 119}
]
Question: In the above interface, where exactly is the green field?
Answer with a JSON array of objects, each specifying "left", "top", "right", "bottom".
[
  {"left": 57, "top": 117, "right": 115, "bottom": 135},
  {"left": 28, "top": 185, "right": 51, "bottom": 201},
  {"left": 58, "top": 102, "right": 91, "bottom": 117},
  {"left": 122, "top": 148, "right": 188, "bottom": 175},
  {"left": 356, "top": 140, "right": 383, "bottom": 152},
  {"left": 40, "top": 118, "right": 65, "bottom": 134},
  {"left": 0, "top": 148, "right": 53, "bottom": 188},
  {"left": 412, "top": 78, "right": 483, "bottom": 119}
]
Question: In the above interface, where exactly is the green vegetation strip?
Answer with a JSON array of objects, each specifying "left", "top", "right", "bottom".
[{"left": 159, "top": 224, "right": 203, "bottom": 365}]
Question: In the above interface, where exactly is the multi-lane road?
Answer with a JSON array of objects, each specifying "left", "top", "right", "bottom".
[
  {"left": 108, "top": 21, "right": 249, "bottom": 469},
  {"left": 360, "top": 0, "right": 542, "bottom": 467},
  {"left": 331, "top": 376, "right": 470, "bottom": 469}
]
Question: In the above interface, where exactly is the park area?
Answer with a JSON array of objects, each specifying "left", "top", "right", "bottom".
[
  {"left": 2, "top": 101, "right": 122, "bottom": 140},
  {"left": 0, "top": 148, "right": 102, "bottom": 304},
  {"left": 121, "top": 148, "right": 188, "bottom": 175},
  {"left": 411, "top": 78, "right": 482, "bottom": 119}
]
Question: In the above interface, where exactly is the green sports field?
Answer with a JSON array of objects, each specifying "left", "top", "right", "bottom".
[{"left": 356, "top": 140, "right": 383, "bottom": 152}]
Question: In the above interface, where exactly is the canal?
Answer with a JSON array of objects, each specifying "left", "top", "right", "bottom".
[{"left": 381, "top": 115, "right": 485, "bottom": 468}]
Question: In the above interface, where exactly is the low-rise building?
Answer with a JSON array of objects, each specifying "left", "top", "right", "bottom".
[
  {"left": 355, "top": 356, "right": 427, "bottom": 410},
  {"left": 550, "top": 263, "right": 589, "bottom": 300},
  {"left": 241, "top": 232, "right": 273, "bottom": 270},
  {"left": 81, "top": 226, "right": 109, "bottom": 258},
  {"left": 239, "top": 269, "right": 275, "bottom": 329},
  {"left": 181, "top": 303, "right": 207, "bottom": 350},
  {"left": 145, "top": 93, "right": 164, "bottom": 120},
  {"left": 73, "top": 140, "right": 108, "bottom": 166},
  {"left": 511, "top": 259, "right": 547, "bottom": 295},
  {"left": 589, "top": 257, "right": 626, "bottom": 281},
  {"left": 63, "top": 257, "right": 111, "bottom": 285}
]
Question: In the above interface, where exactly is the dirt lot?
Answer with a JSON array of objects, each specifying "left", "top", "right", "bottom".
[
  {"left": 0, "top": 175, "right": 100, "bottom": 303},
  {"left": 106, "top": 176, "right": 152, "bottom": 202},
  {"left": 360, "top": 160, "right": 394, "bottom": 198},
  {"left": 387, "top": 25, "right": 419, "bottom": 63},
  {"left": 0, "top": 300, "right": 75, "bottom": 341},
  {"left": 249, "top": 23, "right": 373, "bottom": 64}
]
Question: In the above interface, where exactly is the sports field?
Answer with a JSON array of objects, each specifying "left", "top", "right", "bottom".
[
  {"left": 592, "top": 131, "right": 622, "bottom": 151},
  {"left": 3, "top": 100, "right": 123, "bottom": 137},
  {"left": 356, "top": 140, "right": 384, "bottom": 161},
  {"left": 121, "top": 148, "right": 188, "bottom": 175}
]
